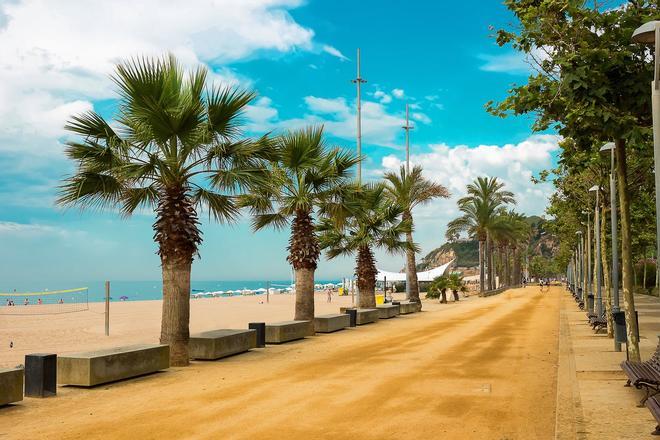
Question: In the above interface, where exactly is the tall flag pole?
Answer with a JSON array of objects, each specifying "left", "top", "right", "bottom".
[
  {"left": 352, "top": 48, "right": 367, "bottom": 183},
  {"left": 402, "top": 103, "right": 414, "bottom": 173}
]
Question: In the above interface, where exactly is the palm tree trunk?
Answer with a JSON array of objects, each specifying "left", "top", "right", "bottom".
[
  {"left": 356, "top": 245, "right": 377, "bottom": 308},
  {"left": 288, "top": 210, "right": 320, "bottom": 321},
  {"left": 600, "top": 203, "right": 613, "bottom": 338},
  {"left": 487, "top": 235, "right": 494, "bottom": 290},
  {"left": 479, "top": 239, "right": 485, "bottom": 293},
  {"left": 154, "top": 187, "right": 201, "bottom": 367},
  {"left": 404, "top": 211, "right": 421, "bottom": 307},
  {"left": 615, "top": 138, "right": 641, "bottom": 362}
]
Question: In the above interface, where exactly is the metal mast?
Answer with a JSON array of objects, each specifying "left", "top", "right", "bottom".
[
  {"left": 351, "top": 48, "right": 367, "bottom": 183},
  {"left": 402, "top": 103, "right": 414, "bottom": 173}
]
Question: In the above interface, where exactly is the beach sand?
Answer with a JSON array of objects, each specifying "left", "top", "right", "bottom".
[
  {"left": 0, "top": 292, "right": 360, "bottom": 368},
  {"left": 0, "top": 286, "right": 559, "bottom": 439}
]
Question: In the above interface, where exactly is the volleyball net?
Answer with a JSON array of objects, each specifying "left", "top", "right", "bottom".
[{"left": 0, "top": 287, "right": 89, "bottom": 315}]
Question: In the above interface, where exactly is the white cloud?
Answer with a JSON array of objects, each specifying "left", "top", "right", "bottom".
[
  {"left": 392, "top": 88, "right": 405, "bottom": 99},
  {"left": 0, "top": 0, "right": 316, "bottom": 156},
  {"left": 411, "top": 112, "right": 431, "bottom": 124},
  {"left": 322, "top": 45, "right": 349, "bottom": 61},
  {"left": 378, "top": 134, "right": 560, "bottom": 256},
  {"left": 478, "top": 47, "right": 551, "bottom": 76},
  {"left": 374, "top": 90, "right": 392, "bottom": 104}
]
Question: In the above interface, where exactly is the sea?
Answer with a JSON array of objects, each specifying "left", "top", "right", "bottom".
[{"left": 0, "top": 280, "right": 342, "bottom": 303}]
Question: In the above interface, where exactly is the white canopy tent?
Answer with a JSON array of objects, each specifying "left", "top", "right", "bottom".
[{"left": 376, "top": 260, "right": 454, "bottom": 282}]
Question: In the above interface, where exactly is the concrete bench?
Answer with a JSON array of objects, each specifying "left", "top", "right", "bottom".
[
  {"left": 398, "top": 302, "right": 419, "bottom": 314},
  {"left": 314, "top": 314, "right": 350, "bottom": 333},
  {"left": 265, "top": 320, "right": 313, "bottom": 344},
  {"left": 58, "top": 344, "right": 169, "bottom": 387},
  {"left": 189, "top": 329, "right": 257, "bottom": 360},
  {"left": 0, "top": 368, "right": 23, "bottom": 406},
  {"left": 340, "top": 308, "right": 379, "bottom": 325},
  {"left": 377, "top": 304, "right": 400, "bottom": 319}
]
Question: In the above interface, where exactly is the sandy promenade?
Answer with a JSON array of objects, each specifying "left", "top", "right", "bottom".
[{"left": 0, "top": 286, "right": 560, "bottom": 439}]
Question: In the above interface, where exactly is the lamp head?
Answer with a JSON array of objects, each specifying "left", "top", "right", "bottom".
[
  {"left": 632, "top": 21, "right": 660, "bottom": 45},
  {"left": 589, "top": 185, "right": 600, "bottom": 192},
  {"left": 575, "top": 230, "right": 583, "bottom": 235},
  {"left": 599, "top": 142, "right": 615, "bottom": 152}
]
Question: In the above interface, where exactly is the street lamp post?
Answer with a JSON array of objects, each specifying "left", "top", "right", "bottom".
[
  {"left": 600, "top": 142, "right": 621, "bottom": 351},
  {"left": 582, "top": 213, "right": 592, "bottom": 313},
  {"left": 352, "top": 48, "right": 367, "bottom": 184},
  {"left": 633, "top": 22, "right": 660, "bottom": 292},
  {"left": 589, "top": 185, "right": 603, "bottom": 317}
]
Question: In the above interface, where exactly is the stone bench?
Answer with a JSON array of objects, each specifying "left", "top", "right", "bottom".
[
  {"left": 189, "top": 329, "right": 257, "bottom": 360},
  {"left": 265, "top": 320, "right": 313, "bottom": 344},
  {"left": 0, "top": 368, "right": 23, "bottom": 406},
  {"left": 398, "top": 302, "right": 419, "bottom": 314},
  {"left": 58, "top": 344, "right": 169, "bottom": 387},
  {"left": 340, "top": 308, "right": 379, "bottom": 325},
  {"left": 377, "top": 304, "right": 400, "bottom": 319},
  {"left": 314, "top": 314, "right": 350, "bottom": 333}
]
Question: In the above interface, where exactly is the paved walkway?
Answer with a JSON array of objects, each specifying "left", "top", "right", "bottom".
[
  {"left": 1, "top": 287, "right": 560, "bottom": 439},
  {"left": 557, "top": 289, "right": 660, "bottom": 439}
]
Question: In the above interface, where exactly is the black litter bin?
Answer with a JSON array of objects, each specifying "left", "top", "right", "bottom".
[
  {"left": 612, "top": 311, "right": 639, "bottom": 345},
  {"left": 587, "top": 294, "right": 594, "bottom": 312},
  {"left": 25, "top": 353, "right": 56, "bottom": 398},
  {"left": 248, "top": 322, "right": 266, "bottom": 348},
  {"left": 346, "top": 309, "right": 357, "bottom": 327}
]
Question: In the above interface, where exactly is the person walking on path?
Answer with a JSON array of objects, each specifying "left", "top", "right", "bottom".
[{"left": 326, "top": 288, "right": 333, "bottom": 303}]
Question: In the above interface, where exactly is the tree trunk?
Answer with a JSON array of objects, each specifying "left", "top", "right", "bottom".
[
  {"left": 512, "top": 246, "right": 520, "bottom": 285},
  {"left": 160, "top": 257, "right": 192, "bottom": 366},
  {"left": 154, "top": 186, "right": 202, "bottom": 367},
  {"left": 487, "top": 236, "right": 495, "bottom": 290},
  {"left": 504, "top": 246, "right": 510, "bottom": 287},
  {"left": 479, "top": 239, "right": 486, "bottom": 293},
  {"left": 600, "top": 203, "right": 613, "bottom": 339},
  {"left": 404, "top": 211, "right": 421, "bottom": 308},
  {"left": 288, "top": 210, "right": 320, "bottom": 321},
  {"left": 440, "top": 288, "right": 447, "bottom": 304},
  {"left": 615, "top": 138, "right": 641, "bottom": 362},
  {"left": 356, "top": 245, "right": 377, "bottom": 308}
]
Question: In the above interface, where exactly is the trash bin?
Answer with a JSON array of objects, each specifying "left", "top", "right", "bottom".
[
  {"left": 577, "top": 287, "right": 583, "bottom": 299},
  {"left": 346, "top": 309, "right": 357, "bottom": 327},
  {"left": 612, "top": 311, "right": 639, "bottom": 345},
  {"left": 25, "top": 353, "right": 56, "bottom": 398},
  {"left": 248, "top": 322, "right": 266, "bottom": 348},
  {"left": 587, "top": 294, "right": 594, "bottom": 312}
]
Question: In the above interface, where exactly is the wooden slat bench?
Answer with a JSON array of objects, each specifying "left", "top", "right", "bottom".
[
  {"left": 377, "top": 304, "right": 400, "bottom": 319},
  {"left": 189, "top": 329, "right": 257, "bottom": 360},
  {"left": 621, "top": 340, "right": 660, "bottom": 406},
  {"left": 314, "top": 314, "right": 350, "bottom": 333},
  {"left": 646, "top": 395, "right": 660, "bottom": 435},
  {"left": 589, "top": 316, "right": 607, "bottom": 333},
  {"left": 265, "top": 320, "right": 313, "bottom": 344},
  {"left": 0, "top": 368, "right": 23, "bottom": 406},
  {"left": 58, "top": 344, "right": 169, "bottom": 387}
]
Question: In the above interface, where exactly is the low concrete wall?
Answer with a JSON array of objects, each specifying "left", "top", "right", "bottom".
[
  {"left": 377, "top": 304, "right": 400, "bottom": 319},
  {"left": 478, "top": 286, "right": 519, "bottom": 298},
  {"left": 0, "top": 368, "right": 23, "bottom": 406},
  {"left": 398, "top": 302, "right": 419, "bottom": 314},
  {"left": 314, "top": 314, "right": 350, "bottom": 333},
  {"left": 265, "top": 321, "right": 312, "bottom": 344},
  {"left": 58, "top": 344, "right": 169, "bottom": 387},
  {"left": 340, "top": 308, "right": 379, "bottom": 325},
  {"left": 189, "top": 329, "right": 257, "bottom": 360}
]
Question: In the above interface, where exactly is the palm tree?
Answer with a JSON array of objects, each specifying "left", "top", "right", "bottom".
[
  {"left": 383, "top": 165, "right": 449, "bottom": 309},
  {"left": 242, "top": 126, "right": 358, "bottom": 321},
  {"left": 318, "top": 182, "right": 412, "bottom": 308},
  {"left": 426, "top": 275, "right": 449, "bottom": 303},
  {"left": 447, "top": 272, "right": 465, "bottom": 301},
  {"left": 57, "top": 55, "right": 275, "bottom": 366},
  {"left": 446, "top": 177, "right": 515, "bottom": 293}
]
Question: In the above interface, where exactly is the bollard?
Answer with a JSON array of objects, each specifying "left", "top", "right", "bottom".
[
  {"left": 346, "top": 309, "right": 357, "bottom": 327},
  {"left": 25, "top": 353, "right": 57, "bottom": 397},
  {"left": 249, "top": 322, "right": 266, "bottom": 348}
]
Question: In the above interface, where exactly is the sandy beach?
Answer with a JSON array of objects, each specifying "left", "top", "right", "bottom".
[
  {"left": 0, "top": 286, "right": 560, "bottom": 439},
  {"left": 0, "top": 292, "right": 362, "bottom": 368}
]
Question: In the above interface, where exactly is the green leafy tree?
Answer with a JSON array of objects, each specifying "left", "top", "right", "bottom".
[
  {"left": 488, "top": 1, "right": 660, "bottom": 361},
  {"left": 58, "top": 55, "right": 275, "bottom": 366},
  {"left": 383, "top": 165, "right": 449, "bottom": 308},
  {"left": 426, "top": 275, "right": 450, "bottom": 303}
]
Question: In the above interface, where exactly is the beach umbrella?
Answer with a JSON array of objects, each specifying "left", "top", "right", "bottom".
[{"left": 119, "top": 295, "right": 129, "bottom": 301}]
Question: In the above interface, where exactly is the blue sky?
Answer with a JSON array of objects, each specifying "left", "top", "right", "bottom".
[{"left": 0, "top": 0, "right": 559, "bottom": 286}]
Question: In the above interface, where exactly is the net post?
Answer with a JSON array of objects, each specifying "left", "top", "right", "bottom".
[{"left": 105, "top": 281, "right": 110, "bottom": 336}]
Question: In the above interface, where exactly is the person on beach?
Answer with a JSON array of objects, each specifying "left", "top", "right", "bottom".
[
  {"left": 326, "top": 288, "right": 332, "bottom": 303},
  {"left": 24, "top": 298, "right": 29, "bottom": 305},
  {"left": 58, "top": 298, "right": 64, "bottom": 304}
]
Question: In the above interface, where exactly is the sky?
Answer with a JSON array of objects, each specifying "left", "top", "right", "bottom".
[{"left": 0, "top": 0, "right": 560, "bottom": 285}]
